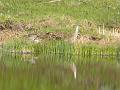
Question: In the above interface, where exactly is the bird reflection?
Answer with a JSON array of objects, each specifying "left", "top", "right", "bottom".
[{"left": 70, "top": 63, "right": 77, "bottom": 79}]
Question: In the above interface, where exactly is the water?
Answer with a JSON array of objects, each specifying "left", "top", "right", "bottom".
[{"left": 0, "top": 53, "right": 120, "bottom": 90}]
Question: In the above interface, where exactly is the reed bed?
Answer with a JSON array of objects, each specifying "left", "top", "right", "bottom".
[
  {"left": 33, "top": 40, "right": 120, "bottom": 57},
  {"left": 1, "top": 37, "right": 120, "bottom": 58}
]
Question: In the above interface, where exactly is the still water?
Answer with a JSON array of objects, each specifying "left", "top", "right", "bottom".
[{"left": 0, "top": 52, "right": 120, "bottom": 90}]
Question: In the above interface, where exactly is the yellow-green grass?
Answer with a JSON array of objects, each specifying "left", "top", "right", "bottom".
[{"left": 0, "top": 0, "right": 120, "bottom": 26}]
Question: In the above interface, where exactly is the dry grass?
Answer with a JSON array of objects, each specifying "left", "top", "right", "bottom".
[{"left": 0, "top": 30, "right": 27, "bottom": 43}]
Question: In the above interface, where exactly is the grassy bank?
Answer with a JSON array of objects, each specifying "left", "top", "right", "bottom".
[
  {"left": 0, "top": 0, "right": 120, "bottom": 22},
  {"left": 0, "top": 0, "right": 120, "bottom": 55},
  {"left": 1, "top": 37, "right": 120, "bottom": 57},
  {"left": 0, "top": 0, "right": 120, "bottom": 26}
]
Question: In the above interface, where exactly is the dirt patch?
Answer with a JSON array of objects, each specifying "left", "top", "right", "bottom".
[
  {"left": 0, "top": 19, "right": 120, "bottom": 46},
  {"left": 0, "top": 30, "right": 27, "bottom": 43},
  {"left": 0, "top": 20, "right": 34, "bottom": 43},
  {"left": 0, "top": 20, "right": 34, "bottom": 31},
  {"left": 37, "top": 18, "right": 59, "bottom": 28},
  {"left": 89, "top": 36, "right": 102, "bottom": 41},
  {"left": 70, "top": 34, "right": 120, "bottom": 45},
  {"left": 26, "top": 32, "right": 67, "bottom": 41},
  {"left": 41, "top": 32, "right": 66, "bottom": 40},
  {"left": 0, "top": 20, "right": 25, "bottom": 31},
  {"left": 0, "top": 19, "right": 68, "bottom": 43}
]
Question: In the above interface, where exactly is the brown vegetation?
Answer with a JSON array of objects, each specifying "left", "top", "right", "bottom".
[{"left": 0, "top": 19, "right": 120, "bottom": 46}]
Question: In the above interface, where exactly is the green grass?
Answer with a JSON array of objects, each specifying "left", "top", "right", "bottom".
[
  {"left": 0, "top": 0, "right": 120, "bottom": 56},
  {"left": 0, "top": 0, "right": 120, "bottom": 26},
  {"left": 1, "top": 1, "right": 120, "bottom": 89},
  {"left": 2, "top": 37, "right": 120, "bottom": 57},
  {"left": 0, "top": 0, "right": 120, "bottom": 45}
]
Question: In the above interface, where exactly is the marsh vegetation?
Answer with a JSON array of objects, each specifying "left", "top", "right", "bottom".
[{"left": 0, "top": 0, "right": 120, "bottom": 90}]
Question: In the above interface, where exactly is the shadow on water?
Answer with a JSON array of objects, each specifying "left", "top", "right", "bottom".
[{"left": 0, "top": 52, "right": 120, "bottom": 90}]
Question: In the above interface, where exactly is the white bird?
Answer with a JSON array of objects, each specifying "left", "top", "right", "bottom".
[{"left": 73, "top": 25, "right": 79, "bottom": 42}]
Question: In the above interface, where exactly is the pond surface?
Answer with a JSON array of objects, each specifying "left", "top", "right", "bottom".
[{"left": 0, "top": 52, "right": 120, "bottom": 90}]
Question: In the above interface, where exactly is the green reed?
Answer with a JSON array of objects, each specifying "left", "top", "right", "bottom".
[{"left": 1, "top": 37, "right": 120, "bottom": 58}]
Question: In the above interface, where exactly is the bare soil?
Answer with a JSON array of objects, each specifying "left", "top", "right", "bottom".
[{"left": 0, "top": 19, "right": 120, "bottom": 46}]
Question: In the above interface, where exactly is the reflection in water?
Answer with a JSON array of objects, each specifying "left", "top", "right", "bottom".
[
  {"left": 70, "top": 63, "right": 77, "bottom": 79},
  {"left": 25, "top": 58, "right": 36, "bottom": 64},
  {"left": 100, "top": 84, "right": 115, "bottom": 90},
  {"left": 30, "top": 58, "right": 36, "bottom": 64},
  {"left": 0, "top": 53, "right": 120, "bottom": 90},
  {"left": 21, "top": 53, "right": 37, "bottom": 64}
]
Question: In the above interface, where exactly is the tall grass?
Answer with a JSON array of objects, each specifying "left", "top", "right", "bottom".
[
  {"left": 33, "top": 40, "right": 119, "bottom": 56},
  {"left": 2, "top": 37, "right": 120, "bottom": 57}
]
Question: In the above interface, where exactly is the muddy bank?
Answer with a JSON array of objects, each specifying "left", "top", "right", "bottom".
[
  {"left": 0, "top": 29, "right": 120, "bottom": 46},
  {"left": 0, "top": 20, "right": 35, "bottom": 31},
  {"left": 0, "top": 20, "right": 34, "bottom": 43},
  {"left": 0, "top": 19, "right": 120, "bottom": 46},
  {"left": 0, "top": 20, "right": 25, "bottom": 31}
]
